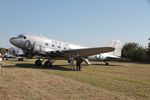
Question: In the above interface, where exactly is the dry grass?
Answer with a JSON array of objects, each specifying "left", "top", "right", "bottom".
[{"left": 0, "top": 59, "right": 150, "bottom": 100}]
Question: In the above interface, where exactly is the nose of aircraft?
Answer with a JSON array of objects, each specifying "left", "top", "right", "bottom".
[
  {"left": 9, "top": 37, "right": 17, "bottom": 46},
  {"left": 9, "top": 37, "right": 25, "bottom": 49}
]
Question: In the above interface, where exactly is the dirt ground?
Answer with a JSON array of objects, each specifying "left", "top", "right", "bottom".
[{"left": 0, "top": 59, "right": 149, "bottom": 100}]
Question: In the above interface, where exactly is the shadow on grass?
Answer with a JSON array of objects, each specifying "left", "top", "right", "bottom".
[
  {"left": 92, "top": 63, "right": 122, "bottom": 66},
  {"left": 133, "top": 62, "right": 150, "bottom": 65},
  {"left": 3, "top": 65, "right": 16, "bottom": 68},
  {"left": 14, "top": 63, "right": 77, "bottom": 71}
]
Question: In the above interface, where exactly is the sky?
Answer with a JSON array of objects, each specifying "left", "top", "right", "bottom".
[{"left": 0, "top": 0, "right": 150, "bottom": 48}]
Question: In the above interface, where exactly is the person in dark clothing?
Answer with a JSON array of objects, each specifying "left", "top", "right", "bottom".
[
  {"left": 76, "top": 56, "right": 83, "bottom": 71},
  {"left": 0, "top": 53, "right": 2, "bottom": 69}
]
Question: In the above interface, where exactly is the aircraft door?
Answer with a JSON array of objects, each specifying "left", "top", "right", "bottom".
[
  {"left": 25, "top": 40, "right": 30, "bottom": 49},
  {"left": 25, "top": 40, "right": 35, "bottom": 51}
]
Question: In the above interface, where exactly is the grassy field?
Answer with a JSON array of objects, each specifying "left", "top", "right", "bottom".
[{"left": 0, "top": 59, "right": 150, "bottom": 100}]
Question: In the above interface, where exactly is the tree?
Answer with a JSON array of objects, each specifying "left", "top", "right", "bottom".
[{"left": 122, "top": 42, "right": 148, "bottom": 62}]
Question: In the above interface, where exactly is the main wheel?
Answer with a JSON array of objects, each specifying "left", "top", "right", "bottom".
[
  {"left": 44, "top": 61, "right": 49, "bottom": 67},
  {"left": 44, "top": 60, "right": 53, "bottom": 67},
  {"left": 35, "top": 60, "right": 42, "bottom": 66}
]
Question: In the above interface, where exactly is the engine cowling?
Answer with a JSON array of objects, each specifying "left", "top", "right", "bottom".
[{"left": 95, "top": 54, "right": 107, "bottom": 60}]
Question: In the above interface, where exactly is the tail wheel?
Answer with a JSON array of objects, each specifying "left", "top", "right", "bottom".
[{"left": 104, "top": 61, "right": 109, "bottom": 65}]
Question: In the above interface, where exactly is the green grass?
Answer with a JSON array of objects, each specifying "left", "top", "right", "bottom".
[
  {"left": 3, "top": 59, "right": 150, "bottom": 100},
  {"left": 42, "top": 61, "right": 150, "bottom": 100}
]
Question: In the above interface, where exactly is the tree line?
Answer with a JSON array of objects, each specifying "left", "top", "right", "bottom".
[{"left": 121, "top": 38, "right": 150, "bottom": 62}]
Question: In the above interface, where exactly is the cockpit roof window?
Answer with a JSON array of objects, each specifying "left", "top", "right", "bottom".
[{"left": 18, "top": 35, "right": 26, "bottom": 39}]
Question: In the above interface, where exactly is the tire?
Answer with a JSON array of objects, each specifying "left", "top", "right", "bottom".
[
  {"left": 35, "top": 60, "right": 42, "bottom": 66},
  {"left": 44, "top": 61, "right": 49, "bottom": 67}
]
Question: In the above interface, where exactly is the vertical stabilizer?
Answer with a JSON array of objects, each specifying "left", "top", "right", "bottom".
[{"left": 107, "top": 39, "right": 123, "bottom": 57}]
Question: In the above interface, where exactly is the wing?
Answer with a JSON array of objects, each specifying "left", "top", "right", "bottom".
[
  {"left": 40, "top": 47, "right": 115, "bottom": 58},
  {"left": 62, "top": 47, "right": 115, "bottom": 57}
]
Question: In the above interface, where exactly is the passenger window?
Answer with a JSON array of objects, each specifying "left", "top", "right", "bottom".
[
  {"left": 58, "top": 46, "right": 61, "bottom": 48},
  {"left": 18, "top": 35, "right": 26, "bottom": 39},
  {"left": 52, "top": 44, "right": 55, "bottom": 47},
  {"left": 45, "top": 43, "right": 48, "bottom": 46}
]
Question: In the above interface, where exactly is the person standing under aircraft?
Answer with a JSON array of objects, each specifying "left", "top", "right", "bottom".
[
  {"left": 76, "top": 56, "right": 83, "bottom": 71},
  {"left": 0, "top": 53, "right": 3, "bottom": 69},
  {"left": 68, "top": 57, "right": 75, "bottom": 70}
]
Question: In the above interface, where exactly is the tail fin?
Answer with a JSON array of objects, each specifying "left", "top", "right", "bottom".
[{"left": 107, "top": 39, "right": 123, "bottom": 57}]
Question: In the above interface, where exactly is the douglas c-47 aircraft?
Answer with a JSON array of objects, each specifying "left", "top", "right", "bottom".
[{"left": 9, "top": 33, "right": 122, "bottom": 67}]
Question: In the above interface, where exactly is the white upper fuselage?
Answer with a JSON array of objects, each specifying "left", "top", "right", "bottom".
[{"left": 9, "top": 34, "right": 86, "bottom": 52}]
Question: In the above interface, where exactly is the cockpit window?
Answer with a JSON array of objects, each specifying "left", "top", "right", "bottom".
[
  {"left": 18, "top": 35, "right": 23, "bottom": 38},
  {"left": 23, "top": 36, "right": 26, "bottom": 39},
  {"left": 18, "top": 35, "right": 26, "bottom": 39}
]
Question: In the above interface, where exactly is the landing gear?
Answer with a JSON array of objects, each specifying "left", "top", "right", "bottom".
[
  {"left": 104, "top": 61, "right": 109, "bottom": 65},
  {"left": 35, "top": 58, "right": 55, "bottom": 67},
  {"left": 35, "top": 59, "right": 42, "bottom": 66},
  {"left": 44, "top": 60, "right": 52, "bottom": 67}
]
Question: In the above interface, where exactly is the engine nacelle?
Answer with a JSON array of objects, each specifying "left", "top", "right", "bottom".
[{"left": 95, "top": 54, "right": 107, "bottom": 60}]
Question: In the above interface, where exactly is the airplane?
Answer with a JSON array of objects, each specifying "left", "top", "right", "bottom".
[{"left": 9, "top": 33, "right": 122, "bottom": 67}]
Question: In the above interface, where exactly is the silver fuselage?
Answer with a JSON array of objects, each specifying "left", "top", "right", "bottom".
[{"left": 9, "top": 34, "right": 121, "bottom": 61}]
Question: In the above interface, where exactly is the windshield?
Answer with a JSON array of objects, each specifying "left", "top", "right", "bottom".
[{"left": 18, "top": 34, "right": 26, "bottom": 39}]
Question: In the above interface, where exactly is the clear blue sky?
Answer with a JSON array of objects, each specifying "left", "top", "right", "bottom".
[{"left": 0, "top": 0, "right": 150, "bottom": 48}]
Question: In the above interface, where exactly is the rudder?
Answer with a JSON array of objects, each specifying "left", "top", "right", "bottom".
[{"left": 107, "top": 39, "right": 123, "bottom": 57}]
